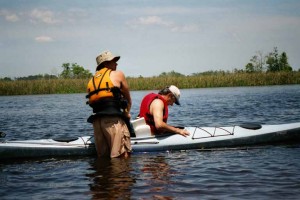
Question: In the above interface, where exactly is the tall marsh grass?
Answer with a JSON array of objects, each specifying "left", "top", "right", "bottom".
[
  {"left": 128, "top": 72, "right": 300, "bottom": 90},
  {"left": 0, "top": 79, "right": 88, "bottom": 95},
  {"left": 1, "top": 72, "right": 299, "bottom": 96}
]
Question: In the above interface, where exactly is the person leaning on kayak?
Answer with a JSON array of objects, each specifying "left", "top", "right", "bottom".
[
  {"left": 86, "top": 50, "right": 132, "bottom": 158},
  {"left": 138, "top": 85, "right": 190, "bottom": 137}
]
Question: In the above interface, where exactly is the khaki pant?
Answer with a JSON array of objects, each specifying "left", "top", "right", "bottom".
[{"left": 92, "top": 116, "right": 132, "bottom": 158}]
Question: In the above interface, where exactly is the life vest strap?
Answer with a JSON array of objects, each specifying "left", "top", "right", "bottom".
[
  {"left": 86, "top": 88, "right": 110, "bottom": 99},
  {"left": 86, "top": 68, "right": 111, "bottom": 99}
]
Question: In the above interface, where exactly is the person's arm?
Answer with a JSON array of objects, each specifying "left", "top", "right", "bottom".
[
  {"left": 150, "top": 99, "right": 189, "bottom": 137},
  {"left": 111, "top": 70, "right": 132, "bottom": 117}
]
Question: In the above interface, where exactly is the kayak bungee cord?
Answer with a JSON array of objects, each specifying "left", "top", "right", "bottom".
[
  {"left": 79, "top": 135, "right": 94, "bottom": 148},
  {"left": 191, "top": 126, "right": 235, "bottom": 139}
]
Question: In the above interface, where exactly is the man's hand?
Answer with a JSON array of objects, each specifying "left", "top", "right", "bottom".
[{"left": 178, "top": 129, "right": 190, "bottom": 137}]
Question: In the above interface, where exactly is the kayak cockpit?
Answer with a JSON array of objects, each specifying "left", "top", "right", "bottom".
[{"left": 131, "top": 117, "right": 152, "bottom": 138}]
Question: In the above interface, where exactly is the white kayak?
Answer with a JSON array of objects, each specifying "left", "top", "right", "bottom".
[{"left": 1, "top": 118, "right": 300, "bottom": 160}]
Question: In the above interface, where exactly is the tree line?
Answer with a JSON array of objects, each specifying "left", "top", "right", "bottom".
[
  {"left": 1, "top": 47, "right": 298, "bottom": 81},
  {"left": 1, "top": 63, "right": 92, "bottom": 81}
]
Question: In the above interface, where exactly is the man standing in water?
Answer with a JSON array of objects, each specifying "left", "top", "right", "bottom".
[{"left": 86, "top": 50, "right": 132, "bottom": 158}]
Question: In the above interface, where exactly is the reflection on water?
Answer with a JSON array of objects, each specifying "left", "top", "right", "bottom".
[
  {"left": 86, "top": 155, "right": 177, "bottom": 200},
  {"left": 87, "top": 157, "right": 135, "bottom": 199},
  {"left": 139, "top": 156, "right": 174, "bottom": 199}
]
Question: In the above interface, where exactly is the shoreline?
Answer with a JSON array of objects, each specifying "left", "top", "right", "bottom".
[{"left": 1, "top": 71, "right": 299, "bottom": 96}]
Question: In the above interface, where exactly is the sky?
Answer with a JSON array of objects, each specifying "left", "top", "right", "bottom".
[{"left": 1, "top": 0, "right": 300, "bottom": 78}]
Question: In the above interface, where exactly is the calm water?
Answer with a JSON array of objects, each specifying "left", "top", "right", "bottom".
[{"left": 1, "top": 85, "right": 300, "bottom": 199}]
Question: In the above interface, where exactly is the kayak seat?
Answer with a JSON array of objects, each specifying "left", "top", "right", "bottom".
[
  {"left": 53, "top": 137, "right": 78, "bottom": 143},
  {"left": 239, "top": 123, "right": 262, "bottom": 130},
  {"left": 131, "top": 117, "right": 152, "bottom": 138}
]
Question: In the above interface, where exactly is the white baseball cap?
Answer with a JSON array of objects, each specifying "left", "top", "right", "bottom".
[{"left": 168, "top": 85, "right": 181, "bottom": 105}]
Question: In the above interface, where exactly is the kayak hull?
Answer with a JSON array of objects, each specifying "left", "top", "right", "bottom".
[{"left": 1, "top": 122, "right": 300, "bottom": 160}]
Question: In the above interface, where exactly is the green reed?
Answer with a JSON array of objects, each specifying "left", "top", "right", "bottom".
[
  {"left": 127, "top": 71, "right": 300, "bottom": 90},
  {"left": 1, "top": 72, "right": 299, "bottom": 96},
  {"left": 0, "top": 79, "right": 88, "bottom": 95}
]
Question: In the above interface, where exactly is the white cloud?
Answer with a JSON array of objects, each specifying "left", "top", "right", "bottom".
[
  {"left": 35, "top": 36, "right": 54, "bottom": 42},
  {"left": 30, "top": 9, "right": 60, "bottom": 24},
  {"left": 1, "top": 8, "right": 84, "bottom": 25},
  {"left": 119, "top": 6, "right": 191, "bottom": 16},
  {"left": 64, "top": 8, "right": 89, "bottom": 24},
  {"left": 128, "top": 15, "right": 198, "bottom": 33},
  {"left": 67, "top": 8, "right": 88, "bottom": 17},
  {"left": 171, "top": 24, "right": 199, "bottom": 33},
  {"left": 137, "top": 16, "right": 171, "bottom": 26},
  {"left": 6, "top": 13, "right": 19, "bottom": 22},
  {"left": 0, "top": 10, "right": 19, "bottom": 22}
]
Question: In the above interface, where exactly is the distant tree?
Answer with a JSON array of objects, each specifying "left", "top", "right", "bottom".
[
  {"left": 251, "top": 51, "right": 264, "bottom": 72},
  {"left": 266, "top": 47, "right": 293, "bottom": 72},
  {"left": 60, "top": 63, "right": 72, "bottom": 78},
  {"left": 71, "top": 63, "right": 92, "bottom": 78},
  {"left": 60, "top": 63, "right": 92, "bottom": 79},
  {"left": 266, "top": 47, "right": 280, "bottom": 72},
  {"left": 0, "top": 77, "right": 12, "bottom": 81},
  {"left": 17, "top": 74, "right": 44, "bottom": 80},
  {"left": 191, "top": 70, "right": 230, "bottom": 76},
  {"left": 245, "top": 51, "right": 265, "bottom": 73},
  {"left": 245, "top": 63, "right": 255, "bottom": 73},
  {"left": 233, "top": 68, "right": 244, "bottom": 73},
  {"left": 44, "top": 73, "right": 58, "bottom": 79},
  {"left": 246, "top": 47, "right": 293, "bottom": 72},
  {"left": 158, "top": 70, "right": 185, "bottom": 77},
  {"left": 279, "top": 52, "right": 292, "bottom": 71}
]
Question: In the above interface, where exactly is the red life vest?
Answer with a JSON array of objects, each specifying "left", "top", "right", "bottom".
[{"left": 139, "top": 93, "right": 168, "bottom": 133}]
